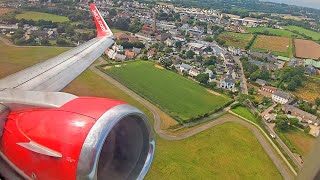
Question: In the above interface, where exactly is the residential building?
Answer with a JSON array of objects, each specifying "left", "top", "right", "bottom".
[
  {"left": 205, "top": 69, "right": 215, "bottom": 82},
  {"left": 125, "top": 50, "right": 137, "bottom": 59},
  {"left": 272, "top": 90, "right": 291, "bottom": 104},
  {"left": 147, "top": 48, "right": 157, "bottom": 59},
  {"left": 180, "top": 63, "right": 192, "bottom": 73},
  {"left": 220, "top": 74, "right": 236, "bottom": 92},
  {"left": 305, "top": 65, "right": 318, "bottom": 76},
  {"left": 283, "top": 104, "right": 319, "bottom": 125},
  {"left": 189, "top": 68, "right": 200, "bottom": 77},
  {"left": 114, "top": 53, "right": 127, "bottom": 62},
  {"left": 256, "top": 79, "right": 267, "bottom": 86},
  {"left": 260, "top": 86, "right": 277, "bottom": 97}
]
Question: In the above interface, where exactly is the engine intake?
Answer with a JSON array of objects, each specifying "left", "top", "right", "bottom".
[{"left": 0, "top": 91, "right": 155, "bottom": 180}]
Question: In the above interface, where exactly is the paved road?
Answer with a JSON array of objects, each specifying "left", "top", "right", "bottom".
[
  {"left": 90, "top": 62, "right": 293, "bottom": 179},
  {"left": 234, "top": 56, "right": 248, "bottom": 94},
  {"left": 259, "top": 103, "right": 303, "bottom": 169}
]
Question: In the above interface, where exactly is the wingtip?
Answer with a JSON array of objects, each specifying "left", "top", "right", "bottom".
[{"left": 89, "top": 3, "right": 113, "bottom": 38}]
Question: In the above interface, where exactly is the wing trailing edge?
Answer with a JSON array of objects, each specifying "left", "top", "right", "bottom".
[{"left": 90, "top": 4, "right": 113, "bottom": 38}]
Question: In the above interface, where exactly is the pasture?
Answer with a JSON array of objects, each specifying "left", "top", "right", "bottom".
[
  {"left": 251, "top": 35, "right": 291, "bottom": 57},
  {"left": 218, "top": 32, "right": 254, "bottom": 49},
  {"left": 16, "top": 11, "right": 69, "bottom": 22},
  {"left": 146, "top": 120, "right": 282, "bottom": 180},
  {"left": 104, "top": 61, "right": 231, "bottom": 122},
  {"left": 293, "top": 78, "right": 320, "bottom": 103},
  {"left": 294, "top": 39, "right": 320, "bottom": 59},
  {"left": 0, "top": 40, "right": 69, "bottom": 78},
  {"left": 285, "top": 26, "right": 320, "bottom": 41},
  {"left": 247, "top": 27, "right": 301, "bottom": 38}
]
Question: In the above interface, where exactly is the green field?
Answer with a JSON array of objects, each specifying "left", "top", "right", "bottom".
[
  {"left": 16, "top": 11, "right": 69, "bottom": 22},
  {"left": 231, "top": 106, "right": 260, "bottom": 124},
  {"left": 0, "top": 40, "right": 69, "bottom": 78},
  {"left": 218, "top": 32, "right": 254, "bottom": 49},
  {"left": 285, "top": 26, "right": 320, "bottom": 41},
  {"left": 146, "top": 120, "right": 282, "bottom": 180},
  {"left": 247, "top": 27, "right": 301, "bottom": 38},
  {"left": 104, "top": 61, "right": 231, "bottom": 122},
  {"left": 251, "top": 35, "right": 292, "bottom": 57}
]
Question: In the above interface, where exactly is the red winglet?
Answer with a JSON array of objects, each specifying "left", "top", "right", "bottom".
[{"left": 90, "top": 4, "right": 113, "bottom": 38}]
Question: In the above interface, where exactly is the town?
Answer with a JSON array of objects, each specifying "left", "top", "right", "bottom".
[{"left": 0, "top": 0, "right": 320, "bottom": 179}]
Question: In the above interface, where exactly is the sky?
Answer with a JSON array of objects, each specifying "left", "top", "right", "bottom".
[{"left": 262, "top": 0, "right": 320, "bottom": 9}]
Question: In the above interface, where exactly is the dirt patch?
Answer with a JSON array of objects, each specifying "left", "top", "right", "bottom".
[
  {"left": 294, "top": 39, "right": 320, "bottom": 59},
  {"left": 0, "top": 8, "right": 13, "bottom": 15},
  {"left": 154, "top": 64, "right": 164, "bottom": 69},
  {"left": 103, "top": 66, "right": 112, "bottom": 70},
  {"left": 206, "top": 89, "right": 221, "bottom": 96}
]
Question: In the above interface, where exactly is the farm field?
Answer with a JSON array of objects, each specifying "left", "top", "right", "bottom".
[
  {"left": 104, "top": 61, "right": 231, "bottom": 122},
  {"left": 247, "top": 27, "right": 301, "bottom": 38},
  {"left": 218, "top": 32, "right": 254, "bottom": 49},
  {"left": 146, "top": 120, "right": 282, "bottom": 180},
  {"left": 285, "top": 26, "right": 320, "bottom": 41},
  {"left": 0, "top": 8, "right": 13, "bottom": 15},
  {"left": 0, "top": 40, "right": 69, "bottom": 78},
  {"left": 293, "top": 78, "right": 320, "bottom": 102},
  {"left": 278, "top": 127, "right": 316, "bottom": 157},
  {"left": 251, "top": 35, "right": 291, "bottom": 57},
  {"left": 294, "top": 39, "right": 320, "bottom": 59},
  {"left": 16, "top": 11, "right": 69, "bottom": 22}
]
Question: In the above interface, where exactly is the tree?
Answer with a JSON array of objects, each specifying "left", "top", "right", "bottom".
[
  {"left": 203, "top": 56, "right": 216, "bottom": 66},
  {"left": 175, "top": 41, "right": 182, "bottom": 49},
  {"left": 207, "top": 65, "right": 215, "bottom": 71},
  {"left": 248, "top": 87, "right": 255, "bottom": 95},
  {"left": 186, "top": 50, "right": 195, "bottom": 59},
  {"left": 165, "top": 48, "right": 173, "bottom": 54},
  {"left": 195, "top": 73, "right": 209, "bottom": 84},
  {"left": 275, "top": 116, "right": 290, "bottom": 132}
]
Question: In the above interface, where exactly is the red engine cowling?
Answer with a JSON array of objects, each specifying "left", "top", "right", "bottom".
[{"left": 0, "top": 96, "right": 155, "bottom": 180}]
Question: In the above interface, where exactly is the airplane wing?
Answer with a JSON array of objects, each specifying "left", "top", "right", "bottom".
[{"left": 0, "top": 4, "right": 114, "bottom": 92}]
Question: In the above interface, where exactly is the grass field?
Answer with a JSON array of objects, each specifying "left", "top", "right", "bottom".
[
  {"left": 285, "top": 26, "right": 320, "bottom": 41},
  {"left": 218, "top": 32, "right": 254, "bottom": 49},
  {"left": 293, "top": 78, "right": 320, "bottom": 102},
  {"left": 16, "top": 11, "right": 69, "bottom": 22},
  {"left": 251, "top": 35, "right": 291, "bottom": 57},
  {"left": 146, "top": 120, "right": 282, "bottom": 180},
  {"left": 0, "top": 40, "right": 69, "bottom": 78},
  {"left": 231, "top": 106, "right": 260, "bottom": 124},
  {"left": 104, "top": 61, "right": 231, "bottom": 122},
  {"left": 247, "top": 27, "right": 301, "bottom": 38},
  {"left": 277, "top": 127, "right": 316, "bottom": 157}
]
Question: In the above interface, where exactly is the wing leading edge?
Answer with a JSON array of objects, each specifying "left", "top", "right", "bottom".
[{"left": 0, "top": 4, "right": 114, "bottom": 92}]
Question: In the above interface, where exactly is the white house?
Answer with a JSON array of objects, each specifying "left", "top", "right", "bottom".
[
  {"left": 220, "top": 74, "right": 236, "bottom": 92},
  {"left": 205, "top": 69, "right": 215, "bottom": 82},
  {"left": 180, "top": 63, "right": 192, "bottom": 73},
  {"left": 272, "top": 91, "right": 291, "bottom": 104}
]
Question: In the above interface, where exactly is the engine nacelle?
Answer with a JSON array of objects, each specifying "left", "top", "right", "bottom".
[{"left": 0, "top": 91, "right": 155, "bottom": 180}]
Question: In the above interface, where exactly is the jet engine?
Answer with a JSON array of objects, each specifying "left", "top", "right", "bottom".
[{"left": 0, "top": 90, "right": 155, "bottom": 180}]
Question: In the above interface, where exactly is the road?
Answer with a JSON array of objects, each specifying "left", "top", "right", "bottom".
[
  {"left": 260, "top": 103, "right": 303, "bottom": 169},
  {"left": 234, "top": 56, "right": 248, "bottom": 94},
  {"left": 90, "top": 62, "right": 294, "bottom": 179}
]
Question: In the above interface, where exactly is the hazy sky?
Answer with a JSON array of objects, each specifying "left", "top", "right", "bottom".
[{"left": 262, "top": 0, "right": 320, "bottom": 9}]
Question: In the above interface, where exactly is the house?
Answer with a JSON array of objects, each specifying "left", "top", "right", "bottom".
[
  {"left": 180, "top": 63, "right": 192, "bottom": 73},
  {"left": 132, "top": 47, "right": 141, "bottom": 54},
  {"left": 256, "top": 79, "right": 267, "bottom": 86},
  {"left": 189, "top": 68, "right": 200, "bottom": 77},
  {"left": 114, "top": 33, "right": 130, "bottom": 42},
  {"left": 164, "top": 38, "right": 175, "bottom": 47},
  {"left": 220, "top": 74, "right": 236, "bottom": 92},
  {"left": 147, "top": 48, "right": 157, "bottom": 59},
  {"left": 272, "top": 90, "right": 291, "bottom": 104},
  {"left": 156, "top": 33, "right": 171, "bottom": 42},
  {"left": 282, "top": 104, "right": 318, "bottom": 125},
  {"left": 124, "top": 50, "right": 137, "bottom": 59},
  {"left": 205, "top": 69, "right": 215, "bottom": 82},
  {"left": 114, "top": 53, "right": 127, "bottom": 62},
  {"left": 260, "top": 86, "right": 277, "bottom": 98}
]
